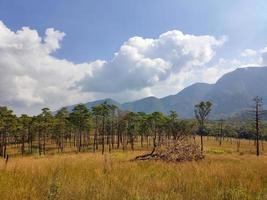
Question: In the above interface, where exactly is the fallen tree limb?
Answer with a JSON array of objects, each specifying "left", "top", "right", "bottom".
[{"left": 133, "top": 140, "right": 204, "bottom": 163}]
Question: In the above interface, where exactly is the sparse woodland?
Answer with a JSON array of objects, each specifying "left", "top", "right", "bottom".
[
  {"left": 0, "top": 99, "right": 266, "bottom": 158},
  {"left": 0, "top": 103, "right": 196, "bottom": 158}
]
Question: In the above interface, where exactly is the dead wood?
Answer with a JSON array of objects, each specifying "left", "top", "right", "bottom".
[{"left": 133, "top": 140, "right": 204, "bottom": 163}]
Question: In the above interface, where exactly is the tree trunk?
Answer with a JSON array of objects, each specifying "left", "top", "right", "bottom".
[
  {"left": 43, "top": 129, "right": 46, "bottom": 155},
  {"left": 102, "top": 116, "right": 105, "bottom": 155},
  {"left": 21, "top": 133, "right": 25, "bottom": 155},
  {"left": 38, "top": 129, "right": 41, "bottom": 156},
  {"left": 78, "top": 128, "right": 82, "bottom": 152}
]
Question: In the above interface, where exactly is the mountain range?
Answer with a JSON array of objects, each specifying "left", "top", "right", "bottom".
[{"left": 64, "top": 66, "right": 267, "bottom": 118}]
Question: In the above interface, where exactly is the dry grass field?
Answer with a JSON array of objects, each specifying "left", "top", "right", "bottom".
[{"left": 0, "top": 137, "right": 267, "bottom": 200}]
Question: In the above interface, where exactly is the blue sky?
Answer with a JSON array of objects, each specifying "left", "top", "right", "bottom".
[
  {"left": 0, "top": 0, "right": 267, "bottom": 114},
  {"left": 1, "top": 0, "right": 267, "bottom": 62}
]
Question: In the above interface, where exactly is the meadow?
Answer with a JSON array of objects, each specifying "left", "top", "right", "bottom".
[{"left": 0, "top": 137, "right": 266, "bottom": 200}]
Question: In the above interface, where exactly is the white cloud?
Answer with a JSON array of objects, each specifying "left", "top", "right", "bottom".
[
  {"left": 77, "top": 30, "right": 226, "bottom": 93},
  {"left": 261, "top": 47, "right": 267, "bottom": 65},
  {"left": 240, "top": 49, "right": 258, "bottom": 57},
  {"left": 0, "top": 21, "right": 96, "bottom": 114},
  {"left": 188, "top": 47, "right": 267, "bottom": 86},
  {"left": 143, "top": 45, "right": 267, "bottom": 98},
  {"left": 44, "top": 28, "right": 65, "bottom": 53},
  {"left": 0, "top": 20, "right": 266, "bottom": 115}
]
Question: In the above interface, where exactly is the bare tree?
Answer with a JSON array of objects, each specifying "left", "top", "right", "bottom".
[
  {"left": 253, "top": 96, "right": 263, "bottom": 156},
  {"left": 219, "top": 119, "right": 224, "bottom": 146}
]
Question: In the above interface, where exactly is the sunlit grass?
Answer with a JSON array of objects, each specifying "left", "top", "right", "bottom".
[{"left": 0, "top": 137, "right": 266, "bottom": 200}]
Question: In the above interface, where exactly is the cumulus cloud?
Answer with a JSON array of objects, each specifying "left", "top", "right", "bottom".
[
  {"left": 44, "top": 28, "right": 66, "bottom": 53},
  {"left": 77, "top": 30, "right": 226, "bottom": 93},
  {"left": 142, "top": 45, "right": 267, "bottom": 98},
  {"left": 0, "top": 21, "right": 96, "bottom": 114},
  {"left": 1, "top": 20, "right": 266, "bottom": 115},
  {"left": 190, "top": 47, "right": 267, "bottom": 86}
]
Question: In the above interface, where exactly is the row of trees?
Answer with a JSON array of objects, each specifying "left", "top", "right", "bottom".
[
  {"left": 0, "top": 102, "right": 196, "bottom": 157},
  {"left": 0, "top": 99, "right": 265, "bottom": 157}
]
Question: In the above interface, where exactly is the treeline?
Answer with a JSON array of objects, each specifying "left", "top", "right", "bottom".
[
  {"left": 0, "top": 101, "right": 266, "bottom": 157},
  {"left": 0, "top": 103, "right": 195, "bottom": 157}
]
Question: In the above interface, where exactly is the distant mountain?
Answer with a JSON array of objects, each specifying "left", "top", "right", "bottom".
[
  {"left": 206, "top": 67, "right": 267, "bottom": 117},
  {"left": 122, "top": 96, "right": 164, "bottom": 113},
  {"left": 84, "top": 98, "right": 121, "bottom": 109},
  {"left": 160, "top": 82, "right": 213, "bottom": 117},
  {"left": 63, "top": 98, "right": 121, "bottom": 113},
  {"left": 62, "top": 66, "right": 267, "bottom": 118}
]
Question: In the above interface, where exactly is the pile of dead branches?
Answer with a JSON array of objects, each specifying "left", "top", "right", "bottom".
[{"left": 134, "top": 140, "right": 204, "bottom": 163}]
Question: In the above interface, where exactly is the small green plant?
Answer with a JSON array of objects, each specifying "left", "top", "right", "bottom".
[{"left": 207, "top": 148, "right": 225, "bottom": 154}]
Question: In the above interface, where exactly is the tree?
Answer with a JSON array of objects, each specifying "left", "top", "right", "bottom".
[
  {"left": 18, "top": 114, "right": 32, "bottom": 155},
  {"left": 27, "top": 116, "right": 36, "bottom": 154},
  {"left": 137, "top": 112, "right": 150, "bottom": 148},
  {"left": 218, "top": 119, "right": 224, "bottom": 146},
  {"left": 168, "top": 111, "right": 178, "bottom": 140},
  {"left": 253, "top": 96, "right": 263, "bottom": 156},
  {"left": 149, "top": 112, "right": 167, "bottom": 149},
  {"left": 70, "top": 104, "right": 91, "bottom": 152},
  {"left": 97, "top": 102, "right": 111, "bottom": 154},
  {"left": 194, "top": 101, "right": 213, "bottom": 153},
  {"left": 55, "top": 107, "right": 70, "bottom": 152},
  {"left": 92, "top": 105, "right": 102, "bottom": 152},
  {"left": 108, "top": 104, "right": 118, "bottom": 150},
  {"left": 0, "top": 107, "right": 16, "bottom": 158},
  {"left": 124, "top": 112, "right": 138, "bottom": 150},
  {"left": 39, "top": 108, "right": 53, "bottom": 155}
]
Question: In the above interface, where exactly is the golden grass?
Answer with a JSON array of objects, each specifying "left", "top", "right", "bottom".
[{"left": 0, "top": 138, "right": 267, "bottom": 200}]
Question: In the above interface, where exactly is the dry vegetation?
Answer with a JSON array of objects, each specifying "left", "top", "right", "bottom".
[
  {"left": 0, "top": 137, "right": 267, "bottom": 200},
  {"left": 134, "top": 139, "right": 204, "bottom": 162}
]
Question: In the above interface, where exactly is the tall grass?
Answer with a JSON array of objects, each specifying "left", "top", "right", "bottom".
[{"left": 0, "top": 138, "right": 266, "bottom": 200}]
